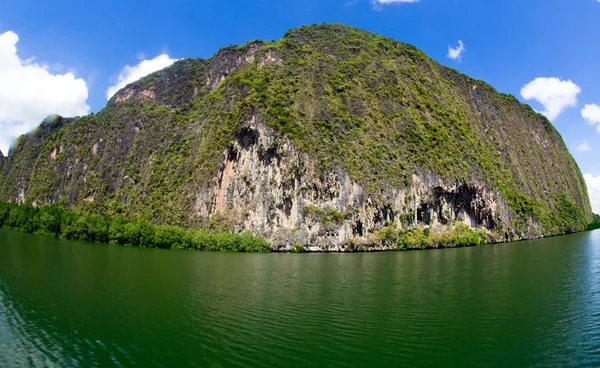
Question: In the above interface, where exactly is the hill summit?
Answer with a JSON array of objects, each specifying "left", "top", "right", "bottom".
[{"left": 0, "top": 24, "right": 592, "bottom": 250}]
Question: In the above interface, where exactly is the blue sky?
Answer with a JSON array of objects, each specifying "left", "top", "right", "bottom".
[{"left": 0, "top": 0, "right": 599, "bottom": 211}]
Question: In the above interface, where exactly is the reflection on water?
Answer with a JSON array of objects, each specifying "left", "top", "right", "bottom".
[{"left": 0, "top": 229, "right": 599, "bottom": 367}]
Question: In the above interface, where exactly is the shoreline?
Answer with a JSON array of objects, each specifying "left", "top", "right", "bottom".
[
  {"left": 271, "top": 231, "right": 584, "bottom": 253},
  {"left": 2, "top": 201, "right": 595, "bottom": 254},
  {"left": 2, "top": 226, "right": 593, "bottom": 254}
]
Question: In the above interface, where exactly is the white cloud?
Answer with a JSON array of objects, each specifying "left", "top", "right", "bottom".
[
  {"left": 106, "top": 54, "right": 178, "bottom": 100},
  {"left": 581, "top": 104, "right": 600, "bottom": 133},
  {"left": 370, "top": 0, "right": 420, "bottom": 9},
  {"left": 577, "top": 141, "right": 592, "bottom": 152},
  {"left": 584, "top": 174, "right": 600, "bottom": 214},
  {"left": 0, "top": 31, "right": 89, "bottom": 154},
  {"left": 520, "top": 77, "right": 581, "bottom": 120},
  {"left": 447, "top": 40, "right": 466, "bottom": 61}
]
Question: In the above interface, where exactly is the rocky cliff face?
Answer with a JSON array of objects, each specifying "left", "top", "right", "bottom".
[
  {"left": 193, "top": 116, "right": 510, "bottom": 250},
  {"left": 0, "top": 24, "right": 592, "bottom": 250}
]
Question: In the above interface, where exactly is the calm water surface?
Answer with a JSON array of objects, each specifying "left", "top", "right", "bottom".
[{"left": 0, "top": 229, "right": 599, "bottom": 367}]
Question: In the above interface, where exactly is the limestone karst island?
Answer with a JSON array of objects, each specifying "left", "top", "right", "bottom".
[
  {"left": 1, "top": 3, "right": 600, "bottom": 366},
  {"left": 0, "top": 25, "right": 595, "bottom": 252}
]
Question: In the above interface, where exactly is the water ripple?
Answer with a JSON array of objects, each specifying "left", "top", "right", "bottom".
[{"left": 0, "top": 230, "right": 599, "bottom": 366}]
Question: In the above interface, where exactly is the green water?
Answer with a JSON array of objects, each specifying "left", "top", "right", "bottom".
[{"left": 0, "top": 229, "right": 599, "bottom": 367}]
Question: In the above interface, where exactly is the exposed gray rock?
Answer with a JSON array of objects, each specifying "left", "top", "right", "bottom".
[{"left": 195, "top": 115, "right": 510, "bottom": 251}]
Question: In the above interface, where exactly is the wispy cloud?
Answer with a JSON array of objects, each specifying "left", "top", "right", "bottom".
[
  {"left": 520, "top": 77, "right": 581, "bottom": 120},
  {"left": 577, "top": 141, "right": 592, "bottom": 152},
  {"left": 370, "top": 0, "right": 420, "bottom": 9},
  {"left": 372, "top": 0, "right": 420, "bottom": 3},
  {"left": 447, "top": 40, "right": 466, "bottom": 61}
]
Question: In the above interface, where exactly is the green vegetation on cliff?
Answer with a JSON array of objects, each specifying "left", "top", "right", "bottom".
[
  {"left": 0, "top": 202, "right": 270, "bottom": 252},
  {"left": 376, "top": 224, "right": 490, "bottom": 250},
  {"left": 589, "top": 214, "right": 600, "bottom": 231},
  {"left": 0, "top": 24, "right": 592, "bottom": 241}
]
